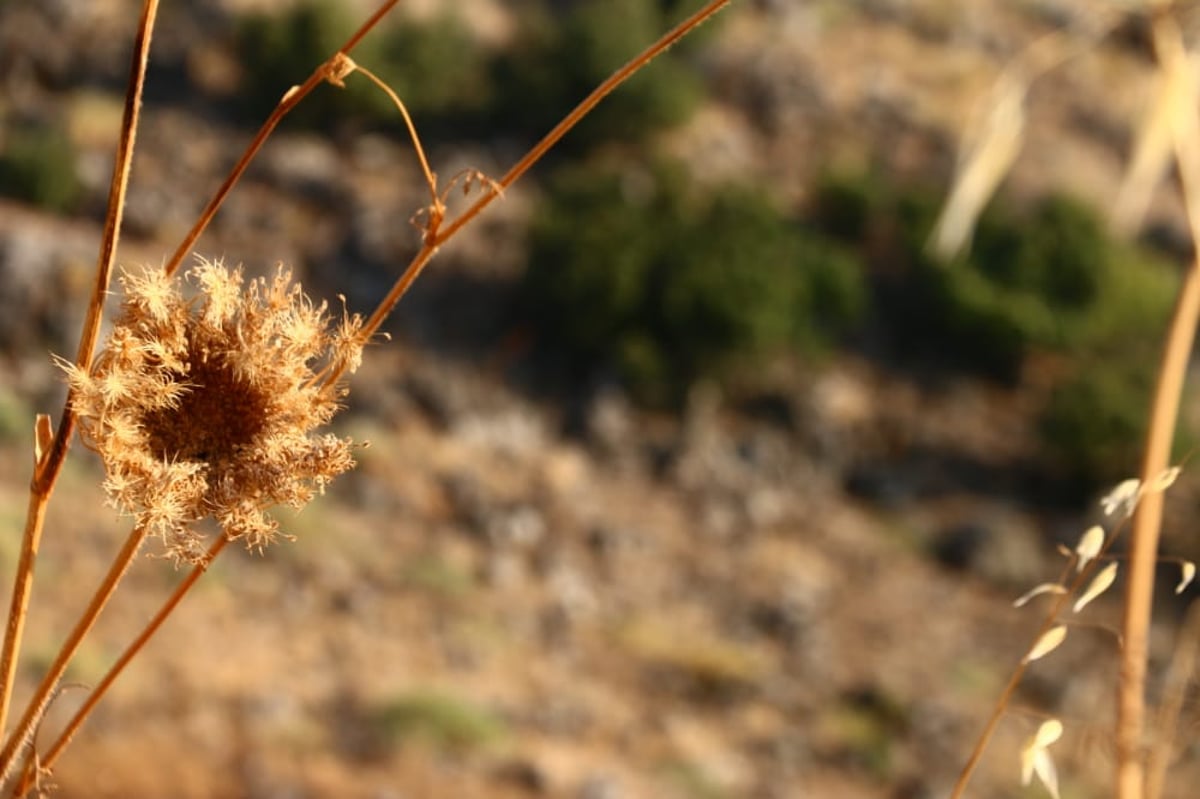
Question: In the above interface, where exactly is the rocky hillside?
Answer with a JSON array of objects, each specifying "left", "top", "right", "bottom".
[{"left": 1, "top": 1, "right": 1199, "bottom": 798}]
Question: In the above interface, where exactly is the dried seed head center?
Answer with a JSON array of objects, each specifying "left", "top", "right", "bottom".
[{"left": 141, "top": 356, "right": 269, "bottom": 467}]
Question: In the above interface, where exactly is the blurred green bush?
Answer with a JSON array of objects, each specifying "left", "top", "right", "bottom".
[
  {"left": 485, "top": 0, "right": 707, "bottom": 148},
  {"left": 0, "top": 121, "right": 82, "bottom": 213},
  {"left": 235, "top": 3, "right": 488, "bottom": 131},
  {"left": 518, "top": 160, "right": 866, "bottom": 404},
  {"left": 812, "top": 169, "right": 1180, "bottom": 483},
  {"left": 234, "top": 0, "right": 703, "bottom": 143}
]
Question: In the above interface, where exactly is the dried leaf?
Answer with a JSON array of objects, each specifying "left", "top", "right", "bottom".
[
  {"left": 1024, "top": 626, "right": 1068, "bottom": 664},
  {"left": 1100, "top": 479, "right": 1141, "bottom": 518},
  {"left": 1074, "top": 525, "right": 1105, "bottom": 572},
  {"left": 1013, "top": 583, "right": 1068, "bottom": 608},
  {"left": 1074, "top": 562, "right": 1118, "bottom": 613},
  {"left": 1177, "top": 561, "right": 1196, "bottom": 595}
]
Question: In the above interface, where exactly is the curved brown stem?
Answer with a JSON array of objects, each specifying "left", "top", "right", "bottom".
[
  {"left": 323, "top": 0, "right": 733, "bottom": 390},
  {"left": 0, "top": 524, "right": 151, "bottom": 789},
  {"left": 13, "top": 536, "right": 230, "bottom": 797},
  {"left": 0, "top": 0, "right": 159, "bottom": 745},
  {"left": 162, "top": 0, "right": 404, "bottom": 278}
]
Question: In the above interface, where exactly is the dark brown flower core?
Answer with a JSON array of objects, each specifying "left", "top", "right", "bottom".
[{"left": 141, "top": 357, "right": 270, "bottom": 467}]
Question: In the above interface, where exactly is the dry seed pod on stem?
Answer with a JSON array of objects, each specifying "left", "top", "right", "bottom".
[
  {"left": 60, "top": 260, "right": 362, "bottom": 562},
  {"left": 0, "top": 0, "right": 735, "bottom": 792}
]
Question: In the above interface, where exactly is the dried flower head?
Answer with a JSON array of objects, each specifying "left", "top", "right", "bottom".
[{"left": 62, "top": 258, "right": 363, "bottom": 561}]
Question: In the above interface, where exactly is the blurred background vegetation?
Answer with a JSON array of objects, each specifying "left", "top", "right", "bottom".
[{"left": 3, "top": 0, "right": 1182, "bottom": 493}]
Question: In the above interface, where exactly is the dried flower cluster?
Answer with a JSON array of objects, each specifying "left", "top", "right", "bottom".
[{"left": 63, "top": 258, "right": 363, "bottom": 560}]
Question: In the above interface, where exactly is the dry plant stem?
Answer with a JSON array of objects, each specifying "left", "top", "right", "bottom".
[
  {"left": 950, "top": 558, "right": 1079, "bottom": 799},
  {"left": 1145, "top": 601, "right": 1200, "bottom": 799},
  {"left": 1116, "top": 266, "right": 1200, "bottom": 799},
  {"left": 162, "top": 0, "right": 403, "bottom": 278},
  {"left": 11, "top": 536, "right": 231, "bottom": 797},
  {"left": 333, "top": 0, "right": 733, "bottom": 385},
  {"left": 352, "top": 65, "right": 440, "bottom": 212},
  {"left": 0, "top": 0, "right": 159, "bottom": 743},
  {"left": 1116, "top": 16, "right": 1200, "bottom": 799},
  {"left": 0, "top": 524, "right": 151, "bottom": 789}
]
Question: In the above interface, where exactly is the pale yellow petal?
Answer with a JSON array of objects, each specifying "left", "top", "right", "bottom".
[
  {"left": 1100, "top": 479, "right": 1142, "bottom": 518},
  {"left": 1074, "top": 525, "right": 1105, "bottom": 572},
  {"left": 1032, "top": 748, "right": 1061, "bottom": 799},
  {"left": 1024, "top": 626, "right": 1068, "bottom": 664},
  {"left": 1074, "top": 562, "right": 1118, "bottom": 613},
  {"left": 1177, "top": 561, "right": 1196, "bottom": 595},
  {"left": 1020, "top": 719, "right": 1063, "bottom": 786},
  {"left": 1013, "top": 583, "right": 1068, "bottom": 608}
]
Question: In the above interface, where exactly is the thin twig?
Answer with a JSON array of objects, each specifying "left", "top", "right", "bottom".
[
  {"left": 950, "top": 551, "right": 1103, "bottom": 798},
  {"left": 12, "top": 536, "right": 230, "bottom": 797},
  {"left": 162, "top": 0, "right": 403, "bottom": 278},
  {"left": 0, "top": 524, "right": 151, "bottom": 789},
  {"left": 325, "top": 0, "right": 733, "bottom": 388},
  {"left": 0, "top": 0, "right": 159, "bottom": 744}
]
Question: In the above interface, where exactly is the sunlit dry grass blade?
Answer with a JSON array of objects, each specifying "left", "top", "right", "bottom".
[
  {"left": 928, "top": 70, "right": 1026, "bottom": 260},
  {"left": 1112, "top": 39, "right": 1198, "bottom": 235}
]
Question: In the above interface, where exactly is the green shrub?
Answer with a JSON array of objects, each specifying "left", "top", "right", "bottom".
[
  {"left": 486, "top": 0, "right": 706, "bottom": 147},
  {"left": 235, "top": 3, "right": 488, "bottom": 131},
  {"left": 811, "top": 172, "right": 1177, "bottom": 382},
  {"left": 1038, "top": 360, "right": 1159, "bottom": 486},
  {"left": 519, "top": 161, "right": 865, "bottom": 403},
  {"left": 812, "top": 170, "right": 1182, "bottom": 485},
  {"left": 0, "top": 121, "right": 82, "bottom": 213},
  {"left": 372, "top": 14, "right": 490, "bottom": 124}
]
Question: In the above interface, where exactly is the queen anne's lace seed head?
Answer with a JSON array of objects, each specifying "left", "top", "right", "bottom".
[{"left": 61, "top": 258, "right": 364, "bottom": 561}]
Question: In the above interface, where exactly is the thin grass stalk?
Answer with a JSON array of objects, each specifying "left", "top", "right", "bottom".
[
  {"left": 162, "top": 0, "right": 403, "bottom": 278},
  {"left": 1116, "top": 16, "right": 1200, "bottom": 798},
  {"left": 334, "top": 0, "right": 733, "bottom": 386},
  {"left": 12, "top": 536, "right": 231, "bottom": 797},
  {"left": 0, "top": 524, "right": 151, "bottom": 788},
  {"left": 1116, "top": 266, "right": 1199, "bottom": 799},
  {"left": 0, "top": 0, "right": 159, "bottom": 742},
  {"left": 950, "top": 550, "right": 1104, "bottom": 798}
]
